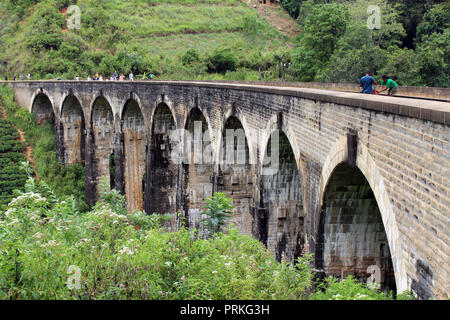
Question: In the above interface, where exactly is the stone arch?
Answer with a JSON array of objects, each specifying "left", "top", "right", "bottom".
[
  {"left": 259, "top": 128, "right": 305, "bottom": 263},
  {"left": 61, "top": 94, "right": 86, "bottom": 165},
  {"left": 151, "top": 96, "right": 177, "bottom": 129},
  {"left": 29, "top": 88, "right": 56, "bottom": 113},
  {"left": 119, "top": 93, "right": 145, "bottom": 123},
  {"left": 30, "top": 90, "right": 55, "bottom": 125},
  {"left": 183, "top": 104, "right": 214, "bottom": 149},
  {"left": 145, "top": 102, "right": 178, "bottom": 215},
  {"left": 316, "top": 135, "right": 407, "bottom": 294},
  {"left": 90, "top": 96, "right": 115, "bottom": 194},
  {"left": 217, "top": 107, "right": 257, "bottom": 167},
  {"left": 122, "top": 99, "right": 146, "bottom": 213},
  {"left": 259, "top": 113, "right": 301, "bottom": 169},
  {"left": 217, "top": 114, "right": 255, "bottom": 236}
]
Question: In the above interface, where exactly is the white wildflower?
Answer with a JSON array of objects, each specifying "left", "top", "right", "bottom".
[
  {"left": 6, "top": 218, "right": 19, "bottom": 226},
  {"left": 118, "top": 246, "right": 134, "bottom": 255},
  {"left": 40, "top": 240, "right": 59, "bottom": 248},
  {"left": 74, "top": 238, "right": 90, "bottom": 247},
  {"left": 33, "top": 232, "right": 45, "bottom": 240}
]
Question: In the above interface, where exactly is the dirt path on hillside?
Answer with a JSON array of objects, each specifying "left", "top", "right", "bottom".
[
  {"left": 0, "top": 105, "right": 38, "bottom": 179},
  {"left": 242, "top": 0, "right": 301, "bottom": 41}
]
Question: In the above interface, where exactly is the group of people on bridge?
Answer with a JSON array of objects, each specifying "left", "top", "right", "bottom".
[
  {"left": 87, "top": 71, "right": 133, "bottom": 81},
  {"left": 360, "top": 71, "right": 398, "bottom": 96}
]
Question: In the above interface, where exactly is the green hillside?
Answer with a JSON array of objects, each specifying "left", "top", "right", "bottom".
[
  {"left": 0, "top": 0, "right": 289, "bottom": 81},
  {"left": 0, "top": 0, "right": 448, "bottom": 85}
]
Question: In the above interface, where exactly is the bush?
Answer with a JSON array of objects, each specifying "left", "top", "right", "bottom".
[
  {"left": 309, "top": 276, "right": 413, "bottom": 300},
  {"left": 182, "top": 49, "right": 201, "bottom": 66},
  {"left": 0, "top": 85, "right": 88, "bottom": 212},
  {"left": 0, "top": 180, "right": 315, "bottom": 300},
  {"left": 200, "top": 192, "right": 232, "bottom": 237},
  {"left": 206, "top": 47, "right": 238, "bottom": 74}
]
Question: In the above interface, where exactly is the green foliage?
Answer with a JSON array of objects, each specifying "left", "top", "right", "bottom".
[
  {"left": 309, "top": 276, "right": 414, "bottom": 300},
  {"left": 206, "top": 47, "right": 238, "bottom": 74},
  {"left": 4, "top": 0, "right": 38, "bottom": 18},
  {"left": 315, "top": 22, "right": 388, "bottom": 83},
  {"left": 200, "top": 192, "right": 233, "bottom": 237},
  {"left": 0, "top": 0, "right": 286, "bottom": 80},
  {"left": 242, "top": 13, "right": 265, "bottom": 35},
  {"left": 0, "top": 85, "right": 88, "bottom": 212},
  {"left": 0, "top": 180, "right": 315, "bottom": 300},
  {"left": 24, "top": 2, "right": 65, "bottom": 52},
  {"left": 293, "top": 3, "right": 350, "bottom": 81},
  {"left": 414, "top": 29, "right": 450, "bottom": 87},
  {"left": 283, "top": 0, "right": 448, "bottom": 87},
  {"left": 181, "top": 49, "right": 201, "bottom": 66},
  {"left": 128, "top": 211, "right": 173, "bottom": 230},
  {"left": 0, "top": 118, "right": 28, "bottom": 210},
  {"left": 415, "top": 2, "right": 450, "bottom": 43}
]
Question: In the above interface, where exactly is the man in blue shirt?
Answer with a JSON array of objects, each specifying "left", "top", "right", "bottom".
[{"left": 359, "top": 71, "right": 377, "bottom": 94}]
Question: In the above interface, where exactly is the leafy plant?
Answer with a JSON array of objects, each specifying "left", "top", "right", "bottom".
[
  {"left": 309, "top": 276, "right": 414, "bottom": 300},
  {"left": 206, "top": 47, "right": 238, "bottom": 74},
  {"left": 200, "top": 192, "right": 233, "bottom": 237}
]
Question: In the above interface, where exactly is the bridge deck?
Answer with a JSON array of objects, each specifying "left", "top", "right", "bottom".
[{"left": 3, "top": 80, "right": 450, "bottom": 125}]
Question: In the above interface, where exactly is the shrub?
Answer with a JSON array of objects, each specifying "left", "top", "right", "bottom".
[
  {"left": 206, "top": 47, "right": 237, "bottom": 74},
  {"left": 182, "top": 49, "right": 201, "bottom": 66},
  {"left": 308, "top": 276, "right": 413, "bottom": 300},
  {"left": 0, "top": 180, "right": 315, "bottom": 300},
  {"left": 200, "top": 192, "right": 233, "bottom": 237}
]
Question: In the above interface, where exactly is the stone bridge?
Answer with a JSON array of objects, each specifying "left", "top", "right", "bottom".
[{"left": 6, "top": 80, "right": 450, "bottom": 299}]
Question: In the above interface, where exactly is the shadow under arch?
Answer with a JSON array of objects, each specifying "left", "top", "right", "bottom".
[
  {"left": 217, "top": 108, "right": 256, "bottom": 168},
  {"left": 316, "top": 135, "right": 407, "bottom": 294},
  {"left": 61, "top": 94, "right": 86, "bottom": 165},
  {"left": 31, "top": 92, "right": 55, "bottom": 125},
  {"left": 182, "top": 107, "right": 214, "bottom": 229},
  {"left": 259, "top": 128, "right": 305, "bottom": 263},
  {"left": 144, "top": 102, "right": 178, "bottom": 215},
  {"left": 122, "top": 99, "right": 146, "bottom": 213},
  {"left": 217, "top": 114, "right": 255, "bottom": 236}
]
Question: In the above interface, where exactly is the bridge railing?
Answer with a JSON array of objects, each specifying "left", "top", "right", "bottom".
[{"left": 193, "top": 80, "right": 450, "bottom": 101}]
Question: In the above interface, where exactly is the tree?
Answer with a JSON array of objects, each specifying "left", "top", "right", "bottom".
[
  {"left": 415, "top": 2, "right": 450, "bottom": 43},
  {"left": 315, "top": 22, "right": 388, "bottom": 83},
  {"left": 182, "top": 49, "right": 201, "bottom": 66},
  {"left": 292, "top": 3, "right": 350, "bottom": 81},
  {"left": 24, "top": 2, "right": 65, "bottom": 52},
  {"left": 206, "top": 47, "right": 237, "bottom": 74},
  {"left": 394, "top": 0, "right": 447, "bottom": 48},
  {"left": 414, "top": 29, "right": 450, "bottom": 87},
  {"left": 200, "top": 192, "right": 233, "bottom": 237}
]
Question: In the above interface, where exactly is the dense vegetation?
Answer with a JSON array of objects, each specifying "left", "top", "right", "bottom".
[
  {"left": 0, "top": 0, "right": 289, "bottom": 81},
  {"left": 0, "top": 86, "right": 87, "bottom": 212},
  {"left": 0, "top": 0, "right": 447, "bottom": 86},
  {"left": 0, "top": 118, "right": 28, "bottom": 210},
  {"left": 0, "top": 172, "right": 413, "bottom": 300},
  {"left": 281, "top": 0, "right": 449, "bottom": 86}
]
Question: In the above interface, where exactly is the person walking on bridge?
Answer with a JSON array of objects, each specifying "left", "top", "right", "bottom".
[
  {"left": 359, "top": 71, "right": 377, "bottom": 94},
  {"left": 379, "top": 75, "right": 398, "bottom": 96}
]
